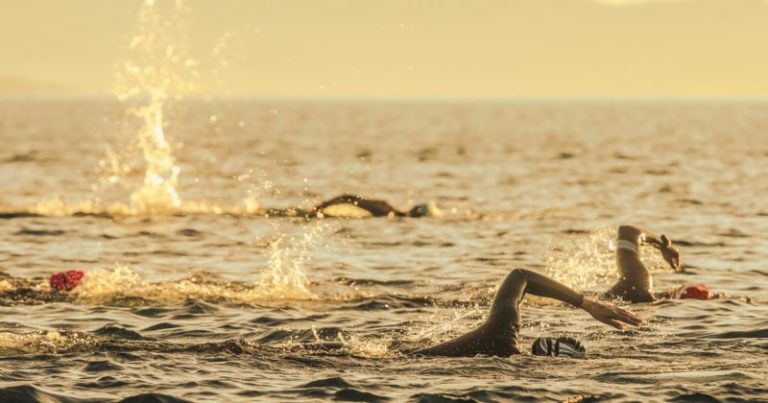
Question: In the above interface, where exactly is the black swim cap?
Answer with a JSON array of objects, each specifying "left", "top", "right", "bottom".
[{"left": 531, "top": 337, "right": 586, "bottom": 358}]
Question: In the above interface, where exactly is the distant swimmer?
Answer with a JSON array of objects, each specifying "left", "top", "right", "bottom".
[
  {"left": 0, "top": 269, "right": 85, "bottom": 304},
  {"left": 264, "top": 194, "right": 438, "bottom": 218},
  {"left": 603, "top": 225, "right": 713, "bottom": 303},
  {"left": 413, "top": 268, "right": 642, "bottom": 357}
]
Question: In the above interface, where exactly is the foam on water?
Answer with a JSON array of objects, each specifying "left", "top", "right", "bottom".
[
  {"left": 25, "top": 196, "right": 262, "bottom": 217},
  {"left": 0, "top": 330, "right": 96, "bottom": 355},
  {"left": 335, "top": 331, "right": 393, "bottom": 358},
  {"left": 0, "top": 281, "right": 13, "bottom": 293},
  {"left": 71, "top": 262, "right": 316, "bottom": 306},
  {"left": 0, "top": 219, "right": 327, "bottom": 306},
  {"left": 262, "top": 222, "right": 326, "bottom": 299},
  {"left": 0, "top": 266, "right": 315, "bottom": 307}
]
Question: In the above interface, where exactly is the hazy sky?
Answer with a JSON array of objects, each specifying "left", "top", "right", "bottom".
[{"left": 1, "top": 0, "right": 767, "bottom": 97}]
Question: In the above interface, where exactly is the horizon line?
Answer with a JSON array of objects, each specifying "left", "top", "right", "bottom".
[{"left": 3, "top": 93, "right": 768, "bottom": 103}]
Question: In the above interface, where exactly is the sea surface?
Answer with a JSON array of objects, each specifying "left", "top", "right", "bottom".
[{"left": 0, "top": 99, "right": 766, "bottom": 402}]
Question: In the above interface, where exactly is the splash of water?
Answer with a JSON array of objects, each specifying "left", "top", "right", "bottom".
[
  {"left": 128, "top": 98, "right": 182, "bottom": 213},
  {"left": 335, "top": 331, "right": 393, "bottom": 357},
  {"left": 60, "top": 222, "right": 328, "bottom": 305},
  {"left": 401, "top": 299, "right": 488, "bottom": 353},
  {"left": 69, "top": 262, "right": 317, "bottom": 306},
  {"left": 0, "top": 280, "right": 14, "bottom": 293},
  {"left": 8, "top": 1, "right": 326, "bottom": 306},
  {"left": 4, "top": 1, "right": 268, "bottom": 218},
  {"left": 544, "top": 227, "right": 669, "bottom": 291},
  {"left": 0, "top": 331, "right": 95, "bottom": 355},
  {"left": 262, "top": 222, "right": 327, "bottom": 299},
  {"left": 544, "top": 227, "right": 618, "bottom": 291},
  {"left": 113, "top": 0, "right": 197, "bottom": 214}
]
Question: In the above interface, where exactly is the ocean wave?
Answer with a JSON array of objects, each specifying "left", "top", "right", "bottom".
[{"left": 0, "top": 385, "right": 89, "bottom": 403}]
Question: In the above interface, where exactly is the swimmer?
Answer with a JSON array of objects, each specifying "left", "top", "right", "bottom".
[
  {"left": 264, "top": 194, "right": 435, "bottom": 218},
  {"left": 603, "top": 225, "right": 713, "bottom": 303},
  {"left": 413, "top": 268, "right": 642, "bottom": 357},
  {"left": 0, "top": 270, "right": 80, "bottom": 304}
]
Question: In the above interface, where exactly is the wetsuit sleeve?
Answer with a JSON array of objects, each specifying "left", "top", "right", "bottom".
[
  {"left": 519, "top": 269, "right": 584, "bottom": 307},
  {"left": 488, "top": 269, "right": 583, "bottom": 323},
  {"left": 315, "top": 194, "right": 399, "bottom": 217},
  {"left": 483, "top": 269, "right": 582, "bottom": 351},
  {"left": 610, "top": 225, "right": 657, "bottom": 303},
  {"left": 315, "top": 194, "right": 363, "bottom": 210}
]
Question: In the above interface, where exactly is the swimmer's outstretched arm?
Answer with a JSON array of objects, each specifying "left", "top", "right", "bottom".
[
  {"left": 490, "top": 269, "right": 642, "bottom": 330},
  {"left": 618, "top": 225, "right": 680, "bottom": 271}
]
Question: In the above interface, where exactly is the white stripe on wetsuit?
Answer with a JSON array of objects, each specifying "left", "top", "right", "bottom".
[{"left": 616, "top": 239, "right": 639, "bottom": 254}]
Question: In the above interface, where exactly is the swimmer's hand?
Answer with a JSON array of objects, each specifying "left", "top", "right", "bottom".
[
  {"left": 580, "top": 297, "right": 642, "bottom": 330},
  {"left": 660, "top": 235, "right": 681, "bottom": 271}
]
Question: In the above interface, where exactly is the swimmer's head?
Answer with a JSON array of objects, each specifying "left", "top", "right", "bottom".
[
  {"left": 407, "top": 202, "right": 441, "bottom": 217},
  {"left": 532, "top": 336, "right": 586, "bottom": 358},
  {"left": 408, "top": 204, "right": 429, "bottom": 217},
  {"left": 666, "top": 284, "right": 713, "bottom": 300},
  {"left": 49, "top": 269, "right": 85, "bottom": 291}
]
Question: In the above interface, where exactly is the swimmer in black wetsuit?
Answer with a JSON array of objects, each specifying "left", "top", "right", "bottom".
[
  {"left": 603, "top": 225, "right": 712, "bottom": 303},
  {"left": 264, "top": 194, "right": 435, "bottom": 218},
  {"left": 413, "top": 268, "right": 642, "bottom": 357}
]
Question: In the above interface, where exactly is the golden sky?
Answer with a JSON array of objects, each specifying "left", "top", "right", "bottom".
[{"left": 1, "top": 0, "right": 767, "bottom": 97}]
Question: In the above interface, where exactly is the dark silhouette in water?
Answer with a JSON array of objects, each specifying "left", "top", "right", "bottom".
[
  {"left": 413, "top": 225, "right": 707, "bottom": 358},
  {"left": 0, "top": 195, "right": 434, "bottom": 220},
  {"left": 413, "top": 268, "right": 642, "bottom": 357},
  {"left": 604, "top": 225, "right": 711, "bottom": 302},
  {"left": 264, "top": 194, "right": 434, "bottom": 218}
]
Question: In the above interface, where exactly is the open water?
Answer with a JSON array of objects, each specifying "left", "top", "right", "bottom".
[{"left": 0, "top": 99, "right": 766, "bottom": 402}]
